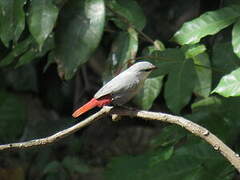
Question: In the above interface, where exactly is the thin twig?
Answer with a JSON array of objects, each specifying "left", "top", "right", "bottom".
[{"left": 0, "top": 107, "right": 240, "bottom": 172}]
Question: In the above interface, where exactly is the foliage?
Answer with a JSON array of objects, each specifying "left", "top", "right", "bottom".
[{"left": 0, "top": 0, "right": 240, "bottom": 179}]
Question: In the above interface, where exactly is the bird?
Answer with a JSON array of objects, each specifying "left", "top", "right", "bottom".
[{"left": 72, "top": 61, "right": 157, "bottom": 118}]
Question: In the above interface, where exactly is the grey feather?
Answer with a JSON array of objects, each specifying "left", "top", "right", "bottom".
[{"left": 94, "top": 61, "right": 156, "bottom": 105}]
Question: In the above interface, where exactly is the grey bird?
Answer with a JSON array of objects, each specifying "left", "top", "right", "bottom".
[{"left": 72, "top": 61, "right": 157, "bottom": 118}]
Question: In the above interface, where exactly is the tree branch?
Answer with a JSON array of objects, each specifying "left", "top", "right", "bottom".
[
  {"left": 0, "top": 106, "right": 240, "bottom": 172},
  {"left": 0, "top": 107, "right": 110, "bottom": 151}
]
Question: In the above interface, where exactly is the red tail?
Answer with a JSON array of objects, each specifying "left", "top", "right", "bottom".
[{"left": 72, "top": 96, "right": 112, "bottom": 118}]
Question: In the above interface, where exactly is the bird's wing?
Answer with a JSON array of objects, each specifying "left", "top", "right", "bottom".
[{"left": 94, "top": 71, "right": 138, "bottom": 99}]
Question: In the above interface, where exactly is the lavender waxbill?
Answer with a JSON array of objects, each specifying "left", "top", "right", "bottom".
[{"left": 72, "top": 61, "right": 157, "bottom": 118}]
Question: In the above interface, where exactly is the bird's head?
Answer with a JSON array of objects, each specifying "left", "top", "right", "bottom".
[{"left": 128, "top": 61, "right": 157, "bottom": 79}]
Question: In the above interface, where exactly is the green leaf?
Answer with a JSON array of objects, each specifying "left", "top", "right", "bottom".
[
  {"left": 105, "top": 140, "right": 234, "bottom": 180},
  {"left": 212, "top": 67, "right": 240, "bottom": 97},
  {"left": 0, "top": 36, "right": 33, "bottom": 67},
  {"left": 107, "top": 0, "right": 146, "bottom": 30},
  {"left": 151, "top": 125, "right": 187, "bottom": 147},
  {"left": 134, "top": 76, "right": 163, "bottom": 110},
  {"left": 212, "top": 42, "right": 240, "bottom": 87},
  {"left": 0, "top": 0, "right": 26, "bottom": 47},
  {"left": 164, "top": 56, "right": 197, "bottom": 113},
  {"left": 193, "top": 53, "right": 212, "bottom": 97},
  {"left": 55, "top": 0, "right": 105, "bottom": 80},
  {"left": 160, "top": 141, "right": 234, "bottom": 180},
  {"left": 104, "top": 27, "right": 138, "bottom": 82},
  {"left": 153, "top": 40, "right": 165, "bottom": 51},
  {"left": 149, "top": 146, "right": 174, "bottom": 167},
  {"left": 184, "top": 44, "right": 206, "bottom": 59},
  {"left": 232, "top": 18, "right": 240, "bottom": 58},
  {"left": 15, "top": 35, "right": 54, "bottom": 67},
  {"left": 0, "top": 91, "right": 26, "bottom": 142},
  {"left": 189, "top": 96, "right": 240, "bottom": 143},
  {"left": 28, "top": 0, "right": 59, "bottom": 48},
  {"left": 147, "top": 48, "right": 197, "bottom": 113},
  {"left": 172, "top": 5, "right": 240, "bottom": 45},
  {"left": 149, "top": 49, "right": 185, "bottom": 77},
  {"left": 191, "top": 96, "right": 222, "bottom": 112}
]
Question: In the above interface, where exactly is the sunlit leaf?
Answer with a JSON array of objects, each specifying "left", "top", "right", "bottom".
[
  {"left": 55, "top": 0, "right": 105, "bottom": 79},
  {"left": 153, "top": 40, "right": 165, "bottom": 51},
  {"left": 184, "top": 44, "right": 206, "bottom": 59},
  {"left": 172, "top": 5, "right": 240, "bottom": 45},
  {"left": 0, "top": 0, "right": 26, "bottom": 47},
  {"left": 212, "top": 67, "right": 240, "bottom": 97},
  {"left": 28, "top": 0, "right": 59, "bottom": 47},
  {"left": 232, "top": 18, "right": 240, "bottom": 58}
]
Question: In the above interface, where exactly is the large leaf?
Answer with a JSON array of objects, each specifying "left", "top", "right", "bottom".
[
  {"left": 107, "top": 0, "right": 146, "bottom": 30},
  {"left": 28, "top": 0, "right": 59, "bottom": 48},
  {"left": 104, "top": 27, "right": 138, "bottom": 82},
  {"left": 164, "top": 58, "right": 197, "bottom": 113},
  {"left": 212, "top": 67, "right": 240, "bottom": 97},
  {"left": 211, "top": 42, "right": 240, "bottom": 87},
  {"left": 172, "top": 5, "right": 240, "bottom": 45},
  {"left": 149, "top": 48, "right": 185, "bottom": 77},
  {"left": 193, "top": 53, "right": 212, "bottom": 97},
  {"left": 134, "top": 76, "right": 164, "bottom": 110},
  {"left": 0, "top": 91, "right": 26, "bottom": 143},
  {"left": 0, "top": 0, "right": 26, "bottom": 47},
  {"left": 55, "top": 0, "right": 105, "bottom": 79},
  {"left": 232, "top": 18, "right": 240, "bottom": 58},
  {"left": 147, "top": 48, "right": 197, "bottom": 113}
]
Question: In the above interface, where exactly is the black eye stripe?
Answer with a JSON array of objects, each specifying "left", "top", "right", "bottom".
[{"left": 142, "top": 69, "right": 152, "bottom": 72}]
